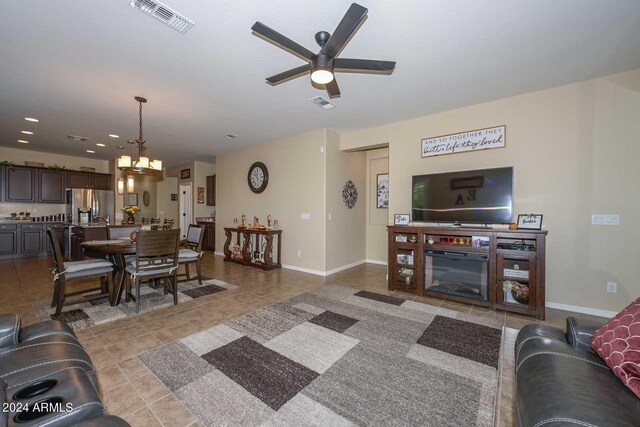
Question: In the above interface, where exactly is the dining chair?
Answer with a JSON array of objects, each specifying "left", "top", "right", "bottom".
[
  {"left": 47, "top": 228, "right": 114, "bottom": 316},
  {"left": 124, "top": 229, "right": 180, "bottom": 313},
  {"left": 162, "top": 219, "right": 175, "bottom": 230},
  {"left": 107, "top": 225, "right": 140, "bottom": 240},
  {"left": 141, "top": 217, "right": 150, "bottom": 225},
  {"left": 150, "top": 218, "right": 161, "bottom": 224},
  {"left": 177, "top": 224, "right": 205, "bottom": 285}
]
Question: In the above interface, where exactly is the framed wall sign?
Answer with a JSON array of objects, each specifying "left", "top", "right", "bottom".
[
  {"left": 180, "top": 168, "right": 191, "bottom": 179},
  {"left": 128, "top": 193, "right": 138, "bottom": 206},
  {"left": 197, "top": 187, "right": 205, "bottom": 204},
  {"left": 421, "top": 125, "right": 506, "bottom": 158},
  {"left": 394, "top": 214, "right": 410, "bottom": 226},
  {"left": 376, "top": 173, "right": 389, "bottom": 208},
  {"left": 517, "top": 214, "right": 543, "bottom": 230}
]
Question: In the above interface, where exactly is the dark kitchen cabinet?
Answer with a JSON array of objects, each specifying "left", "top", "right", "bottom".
[
  {"left": 5, "top": 167, "right": 36, "bottom": 202},
  {"left": 20, "top": 224, "right": 44, "bottom": 253},
  {"left": 38, "top": 169, "right": 66, "bottom": 203},
  {"left": 66, "top": 172, "right": 91, "bottom": 188},
  {"left": 197, "top": 221, "right": 215, "bottom": 252},
  {"left": 0, "top": 224, "right": 18, "bottom": 255},
  {"left": 206, "top": 174, "right": 216, "bottom": 206},
  {"left": 92, "top": 173, "right": 112, "bottom": 190}
]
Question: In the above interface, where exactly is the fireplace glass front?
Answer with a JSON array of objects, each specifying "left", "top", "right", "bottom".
[{"left": 424, "top": 250, "right": 488, "bottom": 301}]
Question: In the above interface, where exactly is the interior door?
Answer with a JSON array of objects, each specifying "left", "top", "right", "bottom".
[{"left": 179, "top": 184, "right": 192, "bottom": 240}]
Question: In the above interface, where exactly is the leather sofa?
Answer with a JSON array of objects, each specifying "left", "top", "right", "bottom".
[
  {"left": 515, "top": 317, "right": 640, "bottom": 426},
  {"left": 0, "top": 314, "right": 129, "bottom": 427}
]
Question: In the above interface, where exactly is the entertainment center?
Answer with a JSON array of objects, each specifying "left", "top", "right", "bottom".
[
  {"left": 388, "top": 226, "right": 547, "bottom": 319},
  {"left": 391, "top": 166, "right": 547, "bottom": 319}
]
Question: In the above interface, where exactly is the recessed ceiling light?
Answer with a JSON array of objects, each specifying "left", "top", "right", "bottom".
[
  {"left": 86, "top": 150, "right": 95, "bottom": 154},
  {"left": 116, "top": 145, "right": 125, "bottom": 149},
  {"left": 24, "top": 117, "right": 39, "bottom": 122},
  {"left": 20, "top": 130, "right": 34, "bottom": 135},
  {"left": 109, "top": 134, "right": 119, "bottom": 138},
  {"left": 96, "top": 143, "right": 106, "bottom": 147},
  {"left": 17, "top": 140, "right": 29, "bottom": 144},
  {"left": 224, "top": 134, "right": 238, "bottom": 139}
]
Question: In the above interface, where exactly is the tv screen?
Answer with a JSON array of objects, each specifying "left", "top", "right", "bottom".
[{"left": 412, "top": 167, "right": 513, "bottom": 224}]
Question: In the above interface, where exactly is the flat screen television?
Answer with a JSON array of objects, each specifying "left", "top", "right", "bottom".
[{"left": 412, "top": 167, "right": 513, "bottom": 225}]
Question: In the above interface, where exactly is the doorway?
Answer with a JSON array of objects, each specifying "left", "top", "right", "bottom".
[{"left": 179, "top": 184, "right": 192, "bottom": 239}]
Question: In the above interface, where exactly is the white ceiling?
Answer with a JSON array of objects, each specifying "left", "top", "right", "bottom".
[{"left": 1, "top": 0, "right": 640, "bottom": 166}]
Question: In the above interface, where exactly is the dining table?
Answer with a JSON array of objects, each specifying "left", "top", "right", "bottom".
[{"left": 81, "top": 239, "right": 135, "bottom": 306}]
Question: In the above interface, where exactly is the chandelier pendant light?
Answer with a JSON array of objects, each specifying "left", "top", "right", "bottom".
[{"left": 117, "top": 96, "right": 163, "bottom": 176}]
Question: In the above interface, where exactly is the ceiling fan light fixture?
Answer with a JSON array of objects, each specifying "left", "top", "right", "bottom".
[{"left": 311, "top": 68, "right": 334, "bottom": 85}]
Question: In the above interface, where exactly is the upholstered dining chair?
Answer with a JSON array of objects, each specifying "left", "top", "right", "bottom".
[
  {"left": 47, "top": 229, "right": 114, "bottom": 316},
  {"left": 177, "top": 224, "right": 205, "bottom": 285},
  {"left": 141, "top": 217, "right": 150, "bottom": 225},
  {"left": 162, "top": 219, "right": 175, "bottom": 230},
  {"left": 124, "top": 229, "right": 180, "bottom": 313}
]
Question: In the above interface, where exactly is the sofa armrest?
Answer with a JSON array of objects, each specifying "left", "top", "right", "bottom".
[
  {"left": 566, "top": 316, "right": 606, "bottom": 353},
  {"left": 0, "top": 314, "right": 20, "bottom": 349}
]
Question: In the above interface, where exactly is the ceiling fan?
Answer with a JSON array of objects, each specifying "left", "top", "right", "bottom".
[{"left": 251, "top": 3, "right": 396, "bottom": 99}]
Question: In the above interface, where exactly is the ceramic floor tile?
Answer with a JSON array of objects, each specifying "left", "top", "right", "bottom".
[
  {"left": 102, "top": 382, "right": 146, "bottom": 417},
  {"left": 149, "top": 394, "right": 196, "bottom": 427},
  {"left": 124, "top": 407, "right": 163, "bottom": 427}
]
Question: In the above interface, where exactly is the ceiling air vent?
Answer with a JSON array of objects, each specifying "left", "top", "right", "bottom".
[
  {"left": 67, "top": 135, "right": 89, "bottom": 142},
  {"left": 130, "top": 0, "right": 194, "bottom": 34},
  {"left": 309, "top": 96, "right": 336, "bottom": 110}
]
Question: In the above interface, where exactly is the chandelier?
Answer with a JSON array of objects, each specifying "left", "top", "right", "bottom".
[{"left": 117, "top": 96, "right": 163, "bottom": 177}]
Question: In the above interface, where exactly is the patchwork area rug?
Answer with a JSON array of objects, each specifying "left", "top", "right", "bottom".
[
  {"left": 33, "top": 278, "right": 237, "bottom": 330},
  {"left": 138, "top": 286, "right": 503, "bottom": 426}
]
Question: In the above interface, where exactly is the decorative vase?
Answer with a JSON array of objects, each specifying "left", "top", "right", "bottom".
[
  {"left": 404, "top": 276, "right": 412, "bottom": 285},
  {"left": 511, "top": 289, "right": 529, "bottom": 304},
  {"left": 126, "top": 214, "right": 135, "bottom": 224}
]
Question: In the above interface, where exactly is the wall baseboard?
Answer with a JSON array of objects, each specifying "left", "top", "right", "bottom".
[
  {"left": 213, "top": 251, "right": 225, "bottom": 257},
  {"left": 282, "top": 259, "right": 367, "bottom": 277},
  {"left": 545, "top": 301, "right": 616, "bottom": 319},
  {"left": 281, "top": 264, "right": 326, "bottom": 276},
  {"left": 365, "top": 259, "right": 387, "bottom": 266}
]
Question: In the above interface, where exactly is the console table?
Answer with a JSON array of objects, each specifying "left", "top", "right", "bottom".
[
  {"left": 223, "top": 227, "right": 282, "bottom": 270},
  {"left": 388, "top": 226, "right": 547, "bottom": 319}
]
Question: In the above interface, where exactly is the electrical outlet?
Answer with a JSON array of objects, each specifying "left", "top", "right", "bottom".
[
  {"left": 606, "top": 282, "right": 617, "bottom": 294},
  {"left": 297, "top": 250, "right": 302, "bottom": 258}
]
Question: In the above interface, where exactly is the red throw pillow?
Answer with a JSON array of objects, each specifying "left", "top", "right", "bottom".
[{"left": 590, "top": 297, "right": 640, "bottom": 398}]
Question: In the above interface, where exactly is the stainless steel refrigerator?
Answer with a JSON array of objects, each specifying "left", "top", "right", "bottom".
[{"left": 66, "top": 188, "right": 115, "bottom": 224}]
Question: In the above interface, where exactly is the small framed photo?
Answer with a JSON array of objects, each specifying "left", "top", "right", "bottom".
[
  {"left": 394, "top": 214, "right": 410, "bottom": 226},
  {"left": 197, "top": 187, "right": 205, "bottom": 204},
  {"left": 376, "top": 173, "right": 389, "bottom": 208},
  {"left": 127, "top": 193, "right": 138, "bottom": 206},
  {"left": 181, "top": 168, "right": 191, "bottom": 179},
  {"left": 517, "top": 214, "right": 543, "bottom": 230},
  {"left": 395, "top": 235, "right": 408, "bottom": 243}
]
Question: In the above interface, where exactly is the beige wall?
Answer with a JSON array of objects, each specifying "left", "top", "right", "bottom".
[
  {"left": 157, "top": 173, "right": 178, "bottom": 225},
  {"left": 325, "top": 130, "right": 366, "bottom": 271},
  {"left": 366, "top": 148, "right": 389, "bottom": 263},
  {"left": 193, "top": 161, "right": 216, "bottom": 219},
  {"left": 341, "top": 68, "right": 640, "bottom": 314},
  {"left": 216, "top": 129, "right": 327, "bottom": 272}
]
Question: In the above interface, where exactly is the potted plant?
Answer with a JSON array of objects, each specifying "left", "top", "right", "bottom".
[
  {"left": 398, "top": 267, "right": 414, "bottom": 285},
  {"left": 121, "top": 206, "right": 141, "bottom": 224},
  {"left": 503, "top": 280, "right": 529, "bottom": 304}
]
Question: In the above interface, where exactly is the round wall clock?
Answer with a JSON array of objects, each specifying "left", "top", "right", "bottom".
[
  {"left": 342, "top": 180, "right": 358, "bottom": 209},
  {"left": 248, "top": 162, "right": 269, "bottom": 193}
]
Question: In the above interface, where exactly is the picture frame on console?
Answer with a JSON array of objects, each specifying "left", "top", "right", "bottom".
[
  {"left": 394, "top": 214, "right": 410, "bottom": 226},
  {"left": 517, "top": 214, "right": 543, "bottom": 230}
]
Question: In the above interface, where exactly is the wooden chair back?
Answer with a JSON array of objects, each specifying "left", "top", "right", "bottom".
[
  {"left": 46, "top": 228, "right": 65, "bottom": 274},
  {"left": 134, "top": 229, "right": 180, "bottom": 274},
  {"left": 142, "top": 217, "right": 150, "bottom": 225},
  {"left": 162, "top": 219, "right": 175, "bottom": 230},
  {"left": 108, "top": 225, "right": 140, "bottom": 240},
  {"left": 150, "top": 218, "right": 161, "bottom": 224}
]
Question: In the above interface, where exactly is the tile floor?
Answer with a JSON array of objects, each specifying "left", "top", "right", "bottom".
[{"left": 0, "top": 254, "right": 608, "bottom": 427}]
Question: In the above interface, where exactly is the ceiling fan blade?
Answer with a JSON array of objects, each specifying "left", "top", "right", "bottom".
[
  {"left": 334, "top": 58, "right": 396, "bottom": 74},
  {"left": 325, "top": 79, "right": 341, "bottom": 99},
  {"left": 251, "top": 21, "right": 315, "bottom": 61},
  {"left": 266, "top": 65, "right": 310, "bottom": 85},
  {"left": 320, "top": 3, "right": 368, "bottom": 58}
]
